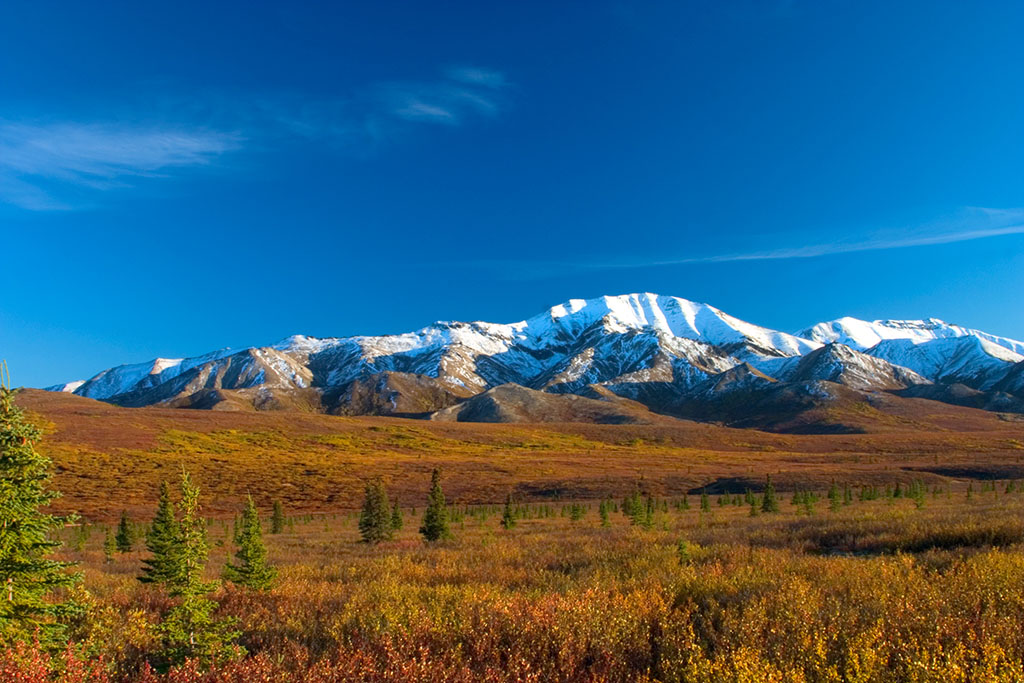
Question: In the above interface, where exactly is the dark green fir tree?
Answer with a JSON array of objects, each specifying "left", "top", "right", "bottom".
[
  {"left": 390, "top": 500, "right": 404, "bottom": 533},
  {"left": 223, "top": 496, "right": 276, "bottom": 590},
  {"left": 358, "top": 478, "right": 392, "bottom": 544},
  {"left": 419, "top": 468, "right": 451, "bottom": 542},
  {"left": 0, "top": 374, "right": 80, "bottom": 646},
  {"left": 500, "top": 493, "right": 517, "bottom": 530},
  {"left": 115, "top": 510, "right": 134, "bottom": 553},
  {"left": 156, "top": 470, "right": 240, "bottom": 667},
  {"left": 761, "top": 475, "right": 780, "bottom": 513},
  {"left": 270, "top": 500, "right": 285, "bottom": 535},
  {"left": 140, "top": 481, "right": 181, "bottom": 585}
]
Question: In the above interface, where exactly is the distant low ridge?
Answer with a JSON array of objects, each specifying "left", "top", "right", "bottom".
[{"left": 45, "top": 293, "right": 1024, "bottom": 431}]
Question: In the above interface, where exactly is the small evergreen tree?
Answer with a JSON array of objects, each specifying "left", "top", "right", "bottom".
[
  {"left": 71, "top": 524, "right": 89, "bottom": 553},
  {"left": 115, "top": 510, "right": 134, "bottom": 553},
  {"left": 156, "top": 470, "right": 240, "bottom": 667},
  {"left": 569, "top": 503, "right": 586, "bottom": 522},
  {"left": 0, "top": 378, "right": 80, "bottom": 646},
  {"left": 641, "top": 496, "right": 655, "bottom": 528},
  {"left": 358, "top": 478, "right": 392, "bottom": 544},
  {"left": 390, "top": 500, "right": 404, "bottom": 532},
  {"left": 802, "top": 492, "right": 815, "bottom": 516},
  {"left": 700, "top": 489, "right": 710, "bottom": 513},
  {"left": 599, "top": 499, "right": 611, "bottom": 527},
  {"left": 500, "top": 494, "right": 517, "bottom": 530},
  {"left": 676, "top": 539, "right": 692, "bottom": 565},
  {"left": 270, "top": 500, "right": 285, "bottom": 534},
  {"left": 419, "top": 468, "right": 451, "bottom": 542},
  {"left": 140, "top": 481, "right": 181, "bottom": 585},
  {"left": 761, "top": 475, "right": 780, "bottom": 513},
  {"left": 622, "top": 489, "right": 642, "bottom": 519},
  {"left": 103, "top": 530, "right": 115, "bottom": 564},
  {"left": 223, "top": 496, "right": 275, "bottom": 590},
  {"left": 828, "top": 482, "right": 840, "bottom": 512}
]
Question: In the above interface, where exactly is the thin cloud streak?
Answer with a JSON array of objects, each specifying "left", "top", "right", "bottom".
[
  {"left": 0, "top": 65, "right": 508, "bottom": 210},
  {"left": 377, "top": 67, "right": 507, "bottom": 125},
  {"left": 0, "top": 122, "right": 240, "bottom": 210},
  {"left": 468, "top": 209, "right": 1024, "bottom": 279},
  {"left": 650, "top": 223, "right": 1024, "bottom": 266}
]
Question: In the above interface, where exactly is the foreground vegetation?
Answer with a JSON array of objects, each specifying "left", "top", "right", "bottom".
[
  {"left": 7, "top": 388, "right": 1024, "bottom": 681},
  {"left": 4, "top": 483, "right": 1024, "bottom": 681}
]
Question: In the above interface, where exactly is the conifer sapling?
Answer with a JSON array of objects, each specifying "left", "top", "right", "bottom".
[{"left": 223, "top": 495, "right": 276, "bottom": 590}]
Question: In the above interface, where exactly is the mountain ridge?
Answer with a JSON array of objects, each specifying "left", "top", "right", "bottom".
[{"left": 45, "top": 293, "right": 1024, "bottom": 430}]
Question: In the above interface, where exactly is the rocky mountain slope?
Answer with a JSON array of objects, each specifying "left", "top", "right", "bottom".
[{"left": 45, "top": 293, "right": 1024, "bottom": 430}]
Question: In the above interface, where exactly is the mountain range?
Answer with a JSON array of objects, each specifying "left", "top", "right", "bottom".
[{"left": 45, "top": 293, "right": 1024, "bottom": 432}]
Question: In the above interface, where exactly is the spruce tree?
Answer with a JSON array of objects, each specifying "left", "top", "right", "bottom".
[
  {"left": 599, "top": 499, "right": 611, "bottom": 527},
  {"left": 827, "top": 482, "right": 840, "bottom": 512},
  {"left": 115, "top": 510, "right": 134, "bottom": 553},
  {"left": 700, "top": 489, "right": 710, "bottom": 513},
  {"left": 569, "top": 503, "right": 586, "bottom": 522},
  {"left": 358, "top": 478, "right": 392, "bottom": 543},
  {"left": 802, "top": 493, "right": 815, "bottom": 516},
  {"left": 390, "top": 500, "right": 404, "bottom": 533},
  {"left": 223, "top": 496, "right": 275, "bottom": 590},
  {"left": 156, "top": 470, "right": 240, "bottom": 667},
  {"left": 419, "top": 468, "right": 451, "bottom": 542},
  {"left": 140, "top": 481, "right": 181, "bottom": 585},
  {"left": 676, "top": 539, "right": 692, "bottom": 565},
  {"left": 500, "top": 493, "right": 517, "bottom": 530},
  {"left": 270, "top": 500, "right": 285, "bottom": 534},
  {"left": 0, "top": 379, "right": 80, "bottom": 646},
  {"left": 103, "top": 530, "right": 115, "bottom": 564},
  {"left": 761, "top": 475, "right": 780, "bottom": 513}
]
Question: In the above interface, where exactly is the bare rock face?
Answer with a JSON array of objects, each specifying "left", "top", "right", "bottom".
[{"left": 430, "top": 383, "right": 663, "bottom": 424}]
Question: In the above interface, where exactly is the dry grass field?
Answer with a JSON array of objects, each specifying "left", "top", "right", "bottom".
[
  {"left": 11, "top": 479, "right": 1024, "bottom": 682},
  {"left": 7, "top": 389, "right": 1024, "bottom": 681},
  {"left": 15, "top": 389, "right": 1024, "bottom": 520}
]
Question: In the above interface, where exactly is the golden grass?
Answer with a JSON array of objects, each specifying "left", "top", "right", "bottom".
[
  {"left": 16, "top": 389, "right": 1024, "bottom": 521},
  {"left": 35, "top": 488, "right": 1024, "bottom": 682}
]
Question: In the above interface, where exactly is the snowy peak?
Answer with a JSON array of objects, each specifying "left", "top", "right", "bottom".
[
  {"left": 526, "top": 293, "right": 818, "bottom": 358},
  {"left": 43, "top": 293, "right": 1024, "bottom": 422},
  {"left": 799, "top": 316, "right": 1024, "bottom": 356},
  {"left": 870, "top": 336, "right": 1024, "bottom": 389},
  {"left": 787, "top": 343, "right": 929, "bottom": 391},
  {"left": 45, "top": 380, "right": 85, "bottom": 394}
]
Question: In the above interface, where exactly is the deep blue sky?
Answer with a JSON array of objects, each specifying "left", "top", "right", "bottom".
[{"left": 2, "top": 1, "right": 1023, "bottom": 387}]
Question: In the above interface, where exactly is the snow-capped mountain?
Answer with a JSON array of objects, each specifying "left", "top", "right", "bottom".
[
  {"left": 798, "top": 317, "right": 1024, "bottom": 355},
  {"left": 46, "top": 293, "right": 1024, "bottom": 426},
  {"left": 799, "top": 317, "right": 1024, "bottom": 390}
]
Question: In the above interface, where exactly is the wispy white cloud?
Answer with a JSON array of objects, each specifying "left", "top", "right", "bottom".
[
  {"left": 469, "top": 207, "right": 1024, "bottom": 279},
  {"left": 654, "top": 220, "right": 1024, "bottom": 265},
  {"left": 444, "top": 66, "right": 507, "bottom": 89},
  {"left": 0, "top": 65, "right": 508, "bottom": 210},
  {"left": 378, "top": 66, "right": 507, "bottom": 125},
  {"left": 0, "top": 122, "right": 239, "bottom": 210}
]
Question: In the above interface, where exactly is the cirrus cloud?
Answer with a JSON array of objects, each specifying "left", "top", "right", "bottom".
[{"left": 0, "top": 122, "right": 240, "bottom": 210}]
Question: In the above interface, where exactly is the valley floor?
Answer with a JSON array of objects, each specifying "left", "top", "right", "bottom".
[
  {"left": 17, "top": 488, "right": 1024, "bottom": 682},
  {"left": 15, "top": 389, "right": 1024, "bottom": 520}
]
